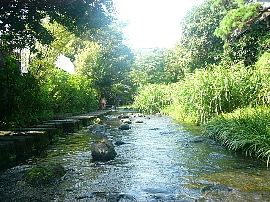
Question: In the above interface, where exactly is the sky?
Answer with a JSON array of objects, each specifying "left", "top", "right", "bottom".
[{"left": 114, "top": 0, "right": 204, "bottom": 49}]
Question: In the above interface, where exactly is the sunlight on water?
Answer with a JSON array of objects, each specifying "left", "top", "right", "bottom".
[{"left": 0, "top": 111, "right": 270, "bottom": 201}]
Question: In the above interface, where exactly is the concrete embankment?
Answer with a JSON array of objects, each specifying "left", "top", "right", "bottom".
[{"left": 0, "top": 110, "right": 111, "bottom": 169}]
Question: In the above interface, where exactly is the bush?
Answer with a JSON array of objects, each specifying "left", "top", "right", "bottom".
[
  {"left": 40, "top": 68, "right": 99, "bottom": 115},
  {"left": 0, "top": 55, "right": 99, "bottom": 129},
  {"left": 0, "top": 56, "right": 45, "bottom": 128}
]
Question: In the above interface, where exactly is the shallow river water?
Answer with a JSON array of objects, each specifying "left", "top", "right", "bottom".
[{"left": 1, "top": 111, "right": 270, "bottom": 201}]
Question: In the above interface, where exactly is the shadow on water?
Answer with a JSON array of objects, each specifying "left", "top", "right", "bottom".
[{"left": 0, "top": 110, "right": 270, "bottom": 201}]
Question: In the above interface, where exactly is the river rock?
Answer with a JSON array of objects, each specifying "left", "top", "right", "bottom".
[
  {"left": 134, "top": 118, "right": 143, "bottom": 123},
  {"left": 118, "top": 124, "right": 131, "bottom": 130},
  {"left": 85, "top": 192, "right": 136, "bottom": 201},
  {"left": 118, "top": 114, "right": 130, "bottom": 119},
  {"left": 189, "top": 136, "right": 206, "bottom": 143},
  {"left": 121, "top": 118, "right": 132, "bottom": 124},
  {"left": 91, "top": 139, "right": 117, "bottom": 161},
  {"left": 201, "top": 185, "right": 233, "bottom": 193},
  {"left": 24, "top": 164, "right": 66, "bottom": 186},
  {"left": 155, "top": 113, "right": 162, "bottom": 117},
  {"left": 115, "top": 140, "right": 126, "bottom": 146},
  {"left": 107, "top": 193, "right": 136, "bottom": 201},
  {"left": 132, "top": 113, "right": 144, "bottom": 117},
  {"left": 88, "top": 124, "right": 106, "bottom": 136}
]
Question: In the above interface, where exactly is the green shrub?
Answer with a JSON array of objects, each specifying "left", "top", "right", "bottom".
[
  {"left": 41, "top": 68, "right": 99, "bottom": 115},
  {"left": 0, "top": 56, "right": 45, "bottom": 128},
  {"left": 0, "top": 55, "right": 99, "bottom": 128}
]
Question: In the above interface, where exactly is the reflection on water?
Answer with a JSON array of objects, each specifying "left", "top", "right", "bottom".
[{"left": 0, "top": 111, "right": 270, "bottom": 201}]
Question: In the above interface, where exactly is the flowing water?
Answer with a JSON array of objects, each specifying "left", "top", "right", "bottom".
[{"left": 1, "top": 111, "right": 270, "bottom": 201}]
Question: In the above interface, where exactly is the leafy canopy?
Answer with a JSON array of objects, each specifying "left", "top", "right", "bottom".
[
  {"left": 0, "top": 0, "right": 115, "bottom": 50},
  {"left": 215, "top": 2, "right": 261, "bottom": 40},
  {"left": 213, "top": 0, "right": 264, "bottom": 40},
  {"left": 176, "top": 0, "right": 225, "bottom": 72}
]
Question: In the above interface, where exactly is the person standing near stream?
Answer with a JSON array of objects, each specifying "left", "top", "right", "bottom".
[
  {"left": 100, "top": 96, "right": 107, "bottom": 110},
  {"left": 115, "top": 94, "right": 120, "bottom": 109}
]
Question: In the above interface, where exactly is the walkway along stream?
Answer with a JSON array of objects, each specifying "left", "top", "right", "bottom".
[
  {"left": 0, "top": 110, "right": 111, "bottom": 169},
  {"left": 0, "top": 110, "right": 270, "bottom": 201}
]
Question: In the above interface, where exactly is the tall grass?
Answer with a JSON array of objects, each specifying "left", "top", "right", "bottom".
[
  {"left": 134, "top": 63, "right": 269, "bottom": 122},
  {"left": 133, "top": 54, "right": 270, "bottom": 163},
  {"left": 133, "top": 83, "right": 173, "bottom": 114},
  {"left": 164, "top": 63, "right": 269, "bottom": 123},
  {"left": 203, "top": 106, "right": 270, "bottom": 164}
]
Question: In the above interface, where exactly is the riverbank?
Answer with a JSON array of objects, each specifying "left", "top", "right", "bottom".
[
  {"left": 203, "top": 106, "right": 270, "bottom": 164},
  {"left": 0, "top": 110, "right": 111, "bottom": 169}
]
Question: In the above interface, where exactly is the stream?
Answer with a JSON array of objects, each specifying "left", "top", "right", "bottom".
[{"left": 0, "top": 111, "right": 270, "bottom": 201}]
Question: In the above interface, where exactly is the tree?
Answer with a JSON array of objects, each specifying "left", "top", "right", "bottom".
[
  {"left": 213, "top": 0, "right": 270, "bottom": 65},
  {"left": 73, "top": 24, "right": 134, "bottom": 103},
  {"left": 74, "top": 41, "right": 101, "bottom": 78},
  {"left": 215, "top": 2, "right": 261, "bottom": 40},
  {"left": 0, "top": 0, "right": 115, "bottom": 51},
  {"left": 163, "top": 49, "right": 185, "bottom": 83},
  {"left": 95, "top": 26, "right": 134, "bottom": 103},
  {"left": 131, "top": 48, "right": 182, "bottom": 86},
  {"left": 0, "top": 1, "right": 115, "bottom": 128},
  {"left": 177, "top": 0, "right": 225, "bottom": 72}
]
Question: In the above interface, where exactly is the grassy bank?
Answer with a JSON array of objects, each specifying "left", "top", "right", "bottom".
[
  {"left": 203, "top": 106, "right": 270, "bottom": 164},
  {"left": 132, "top": 62, "right": 269, "bottom": 163}
]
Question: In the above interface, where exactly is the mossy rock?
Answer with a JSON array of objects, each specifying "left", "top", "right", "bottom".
[
  {"left": 24, "top": 164, "right": 66, "bottom": 186},
  {"left": 91, "top": 139, "right": 117, "bottom": 161}
]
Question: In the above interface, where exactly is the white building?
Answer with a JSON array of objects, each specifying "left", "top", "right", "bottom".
[
  {"left": 17, "top": 49, "right": 75, "bottom": 74},
  {"left": 55, "top": 54, "right": 75, "bottom": 74},
  {"left": 254, "top": 0, "right": 270, "bottom": 8}
]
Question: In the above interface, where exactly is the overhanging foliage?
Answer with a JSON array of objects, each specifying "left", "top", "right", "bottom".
[{"left": 0, "top": 0, "right": 115, "bottom": 50}]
